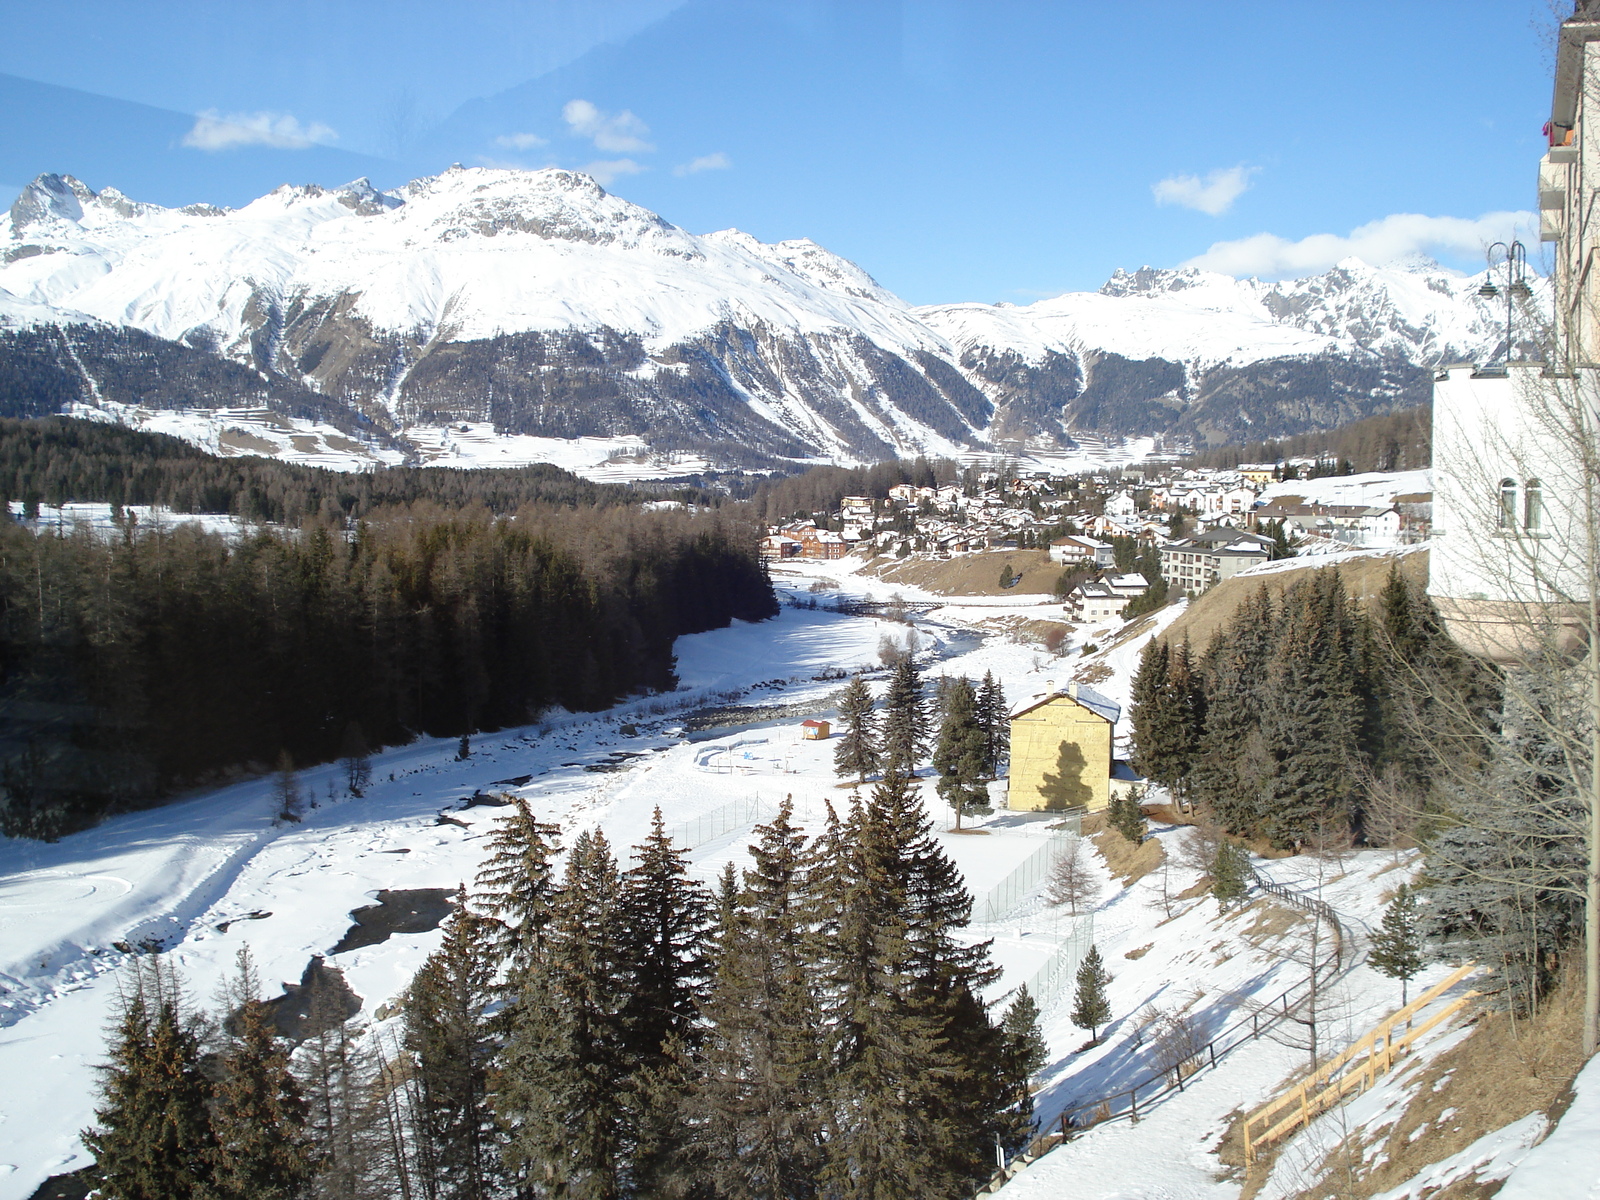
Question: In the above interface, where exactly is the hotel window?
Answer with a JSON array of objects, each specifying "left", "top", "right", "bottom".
[
  {"left": 1499, "top": 479, "right": 1518, "bottom": 530},
  {"left": 1524, "top": 479, "right": 1543, "bottom": 531}
]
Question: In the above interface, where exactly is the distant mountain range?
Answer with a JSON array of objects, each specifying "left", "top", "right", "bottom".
[{"left": 0, "top": 167, "right": 1527, "bottom": 473}]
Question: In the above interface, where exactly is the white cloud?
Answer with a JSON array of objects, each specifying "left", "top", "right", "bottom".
[
  {"left": 1152, "top": 165, "right": 1257, "bottom": 216},
  {"left": 581, "top": 159, "right": 648, "bottom": 186},
  {"left": 1182, "top": 210, "right": 1540, "bottom": 277},
  {"left": 673, "top": 152, "right": 731, "bottom": 177},
  {"left": 181, "top": 110, "right": 337, "bottom": 152},
  {"left": 494, "top": 132, "right": 548, "bottom": 150},
  {"left": 563, "top": 99, "right": 654, "bottom": 153}
]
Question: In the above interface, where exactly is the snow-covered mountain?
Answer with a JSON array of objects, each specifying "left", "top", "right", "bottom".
[{"left": 0, "top": 168, "right": 1525, "bottom": 471}]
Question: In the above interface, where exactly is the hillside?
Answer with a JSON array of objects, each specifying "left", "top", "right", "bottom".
[{"left": 1158, "top": 548, "right": 1429, "bottom": 652}]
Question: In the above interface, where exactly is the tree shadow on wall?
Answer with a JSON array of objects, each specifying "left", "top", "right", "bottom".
[{"left": 1039, "top": 738, "right": 1092, "bottom": 811}]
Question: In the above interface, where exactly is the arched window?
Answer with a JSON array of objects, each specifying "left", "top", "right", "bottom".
[
  {"left": 1524, "top": 478, "right": 1543, "bottom": 531},
  {"left": 1499, "top": 478, "right": 1518, "bottom": 530}
]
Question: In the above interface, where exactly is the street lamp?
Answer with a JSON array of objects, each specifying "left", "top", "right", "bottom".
[{"left": 1477, "top": 240, "right": 1533, "bottom": 368}]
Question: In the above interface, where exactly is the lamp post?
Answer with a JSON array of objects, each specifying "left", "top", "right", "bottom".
[{"left": 1477, "top": 240, "right": 1533, "bottom": 368}]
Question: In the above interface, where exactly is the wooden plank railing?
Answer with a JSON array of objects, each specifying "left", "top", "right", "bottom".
[{"left": 1240, "top": 960, "right": 1481, "bottom": 1164}]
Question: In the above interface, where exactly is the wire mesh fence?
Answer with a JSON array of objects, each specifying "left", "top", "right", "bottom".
[
  {"left": 1021, "top": 912, "right": 1096, "bottom": 1011},
  {"left": 974, "top": 819, "right": 1081, "bottom": 925},
  {"left": 667, "top": 796, "right": 774, "bottom": 853}
]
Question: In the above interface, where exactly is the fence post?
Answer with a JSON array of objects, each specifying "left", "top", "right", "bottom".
[
  {"left": 1208, "top": 1042, "right": 1217, "bottom": 1069},
  {"left": 1130, "top": 1086, "right": 1138, "bottom": 1121},
  {"left": 1253, "top": 1011, "right": 1259, "bottom": 1039}
]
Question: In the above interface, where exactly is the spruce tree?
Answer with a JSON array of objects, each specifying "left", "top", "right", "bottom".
[
  {"left": 1257, "top": 572, "right": 1362, "bottom": 848},
  {"left": 209, "top": 951, "right": 313, "bottom": 1200},
  {"left": 933, "top": 677, "right": 990, "bottom": 829},
  {"left": 1069, "top": 946, "right": 1113, "bottom": 1043},
  {"left": 821, "top": 772, "right": 1010, "bottom": 1199},
  {"left": 1190, "top": 585, "right": 1276, "bottom": 833},
  {"left": 1107, "top": 791, "right": 1146, "bottom": 846},
  {"left": 473, "top": 797, "right": 563, "bottom": 975},
  {"left": 879, "top": 654, "right": 927, "bottom": 778},
  {"left": 84, "top": 959, "right": 217, "bottom": 1200},
  {"left": 976, "top": 671, "right": 1008, "bottom": 778},
  {"left": 404, "top": 890, "right": 500, "bottom": 1200},
  {"left": 617, "top": 809, "right": 714, "bottom": 1195},
  {"left": 998, "top": 986, "right": 1047, "bottom": 1151},
  {"left": 496, "top": 829, "right": 628, "bottom": 1200},
  {"left": 1129, "top": 639, "right": 1171, "bottom": 782},
  {"left": 833, "top": 675, "right": 880, "bottom": 786},
  {"left": 1210, "top": 840, "right": 1250, "bottom": 910},
  {"left": 1369, "top": 884, "right": 1424, "bottom": 1007},
  {"left": 689, "top": 797, "right": 826, "bottom": 1200}
]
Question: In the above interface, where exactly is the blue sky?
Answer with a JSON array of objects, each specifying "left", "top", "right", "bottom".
[{"left": 0, "top": 0, "right": 1554, "bottom": 304}]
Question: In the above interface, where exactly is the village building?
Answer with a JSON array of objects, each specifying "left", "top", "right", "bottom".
[
  {"left": 1065, "top": 572, "right": 1149, "bottom": 624},
  {"left": 1049, "top": 534, "right": 1115, "bottom": 568},
  {"left": 1160, "top": 529, "right": 1273, "bottom": 595},
  {"left": 1007, "top": 684, "right": 1132, "bottom": 813},
  {"left": 760, "top": 533, "right": 803, "bottom": 559}
]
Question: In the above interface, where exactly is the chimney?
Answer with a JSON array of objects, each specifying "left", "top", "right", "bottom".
[{"left": 1067, "top": 683, "right": 1080, "bottom": 699}]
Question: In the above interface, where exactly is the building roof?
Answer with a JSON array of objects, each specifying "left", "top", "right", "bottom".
[
  {"left": 1105, "top": 572, "right": 1149, "bottom": 589},
  {"left": 1009, "top": 683, "right": 1121, "bottom": 725}
]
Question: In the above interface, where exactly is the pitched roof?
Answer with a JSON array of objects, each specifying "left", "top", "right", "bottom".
[{"left": 1009, "top": 684, "right": 1121, "bottom": 725}]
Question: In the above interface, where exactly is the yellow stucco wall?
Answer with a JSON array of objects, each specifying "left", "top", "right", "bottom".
[{"left": 1007, "top": 695, "right": 1113, "bottom": 812}]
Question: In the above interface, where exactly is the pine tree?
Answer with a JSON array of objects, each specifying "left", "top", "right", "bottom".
[
  {"left": 1069, "top": 946, "right": 1113, "bottom": 1043},
  {"left": 473, "top": 797, "right": 563, "bottom": 975},
  {"left": 1369, "top": 884, "right": 1424, "bottom": 1007},
  {"left": 404, "top": 891, "right": 500, "bottom": 1200},
  {"left": 210, "top": 951, "right": 314, "bottom": 1200},
  {"left": 933, "top": 677, "right": 990, "bottom": 830},
  {"left": 833, "top": 675, "right": 881, "bottom": 785},
  {"left": 496, "top": 829, "right": 628, "bottom": 1200},
  {"left": 879, "top": 654, "right": 927, "bottom": 778},
  {"left": 84, "top": 958, "right": 217, "bottom": 1200},
  {"left": 1210, "top": 841, "right": 1249, "bottom": 910},
  {"left": 688, "top": 797, "right": 827, "bottom": 1200}
]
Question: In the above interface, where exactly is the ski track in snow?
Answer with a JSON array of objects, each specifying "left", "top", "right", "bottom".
[{"left": 0, "top": 562, "right": 1526, "bottom": 1200}]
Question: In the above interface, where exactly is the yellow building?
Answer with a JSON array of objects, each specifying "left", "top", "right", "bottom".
[{"left": 1007, "top": 684, "right": 1121, "bottom": 813}]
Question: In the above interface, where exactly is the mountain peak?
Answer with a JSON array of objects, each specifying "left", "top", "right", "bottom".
[{"left": 8, "top": 173, "right": 96, "bottom": 235}]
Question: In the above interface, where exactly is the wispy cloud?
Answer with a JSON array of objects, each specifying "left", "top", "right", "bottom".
[
  {"left": 673, "top": 152, "right": 731, "bottom": 177},
  {"left": 494, "top": 132, "right": 548, "bottom": 151},
  {"left": 563, "top": 99, "right": 654, "bottom": 153},
  {"left": 1183, "top": 211, "right": 1539, "bottom": 277},
  {"left": 182, "top": 110, "right": 337, "bottom": 152},
  {"left": 581, "top": 159, "right": 648, "bottom": 186},
  {"left": 1152, "top": 165, "right": 1257, "bottom": 216}
]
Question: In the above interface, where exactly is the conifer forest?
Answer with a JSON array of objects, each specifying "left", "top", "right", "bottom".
[{"left": 85, "top": 789, "right": 1043, "bottom": 1200}]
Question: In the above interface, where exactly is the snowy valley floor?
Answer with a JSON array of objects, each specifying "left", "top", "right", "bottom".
[{"left": 0, "top": 556, "right": 1584, "bottom": 1200}]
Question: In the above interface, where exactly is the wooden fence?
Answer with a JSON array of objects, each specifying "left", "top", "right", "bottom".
[{"left": 1240, "top": 960, "right": 1482, "bottom": 1164}]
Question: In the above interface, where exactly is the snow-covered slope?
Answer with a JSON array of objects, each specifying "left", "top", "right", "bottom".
[{"left": 1, "top": 168, "right": 1517, "bottom": 470}]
